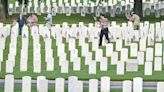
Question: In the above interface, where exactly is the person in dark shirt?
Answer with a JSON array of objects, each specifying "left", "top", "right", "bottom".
[{"left": 17, "top": 13, "right": 26, "bottom": 35}]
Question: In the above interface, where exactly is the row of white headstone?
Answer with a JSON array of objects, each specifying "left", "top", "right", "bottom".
[
  {"left": 1, "top": 21, "right": 164, "bottom": 75},
  {"left": 12, "top": 0, "right": 135, "bottom": 9},
  {"left": 3, "top": 21, "right": 161, "bottom": 43},
  {"left": 20, "top": 26, "right": 29, "bottom": 72},
  {"left": 4, "top": 75, "right": 164, "bottom": 92},
  {"left": 48, "top": 21, "right": 164, "bottom": 42},
  {"left": 44, "top": 37, "right": 55, "bottom": 71},
  {"left": 0, "top": 25, "right": 11, "bottom": 72},
  {"left": 31, "top": 26, "right": 42, "bottom": 73},
  {"left": 3, "top": 25, "right": 163, "bottom": 75},
  {"left": 5, "top": 24, "right": 18, "bottom": 73},
  {"left": 11, "top": 0, "right": 163, "bottom": 10}
]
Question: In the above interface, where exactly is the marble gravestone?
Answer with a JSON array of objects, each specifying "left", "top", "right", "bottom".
[{"left": 126, "top": 59, "right": 138, "bottom": 72}]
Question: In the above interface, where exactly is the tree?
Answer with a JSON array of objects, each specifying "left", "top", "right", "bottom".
[
  {"left": 0, "top": 0, "right": 8, "bottom": 19},
  {"left": 134, "top": 0, "right": 143, "bottom": 19}
]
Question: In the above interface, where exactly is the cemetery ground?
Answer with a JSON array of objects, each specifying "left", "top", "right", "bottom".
[
  {"left": 0, "top": 14, "right": 164, "bottom": 24},
  {"left": 0, "top": 86, "right": 157, "bottom": 92},
  {"left": 1, "top": 30, "right": 164, "bottom": 81}
]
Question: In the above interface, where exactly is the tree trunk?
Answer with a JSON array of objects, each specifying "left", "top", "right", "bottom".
[
  {"left": 0, "top": 0, "right": 8, "bottom": 19},
  {"left": 134, "top": 0, "right": 143, "bottom": 19}
]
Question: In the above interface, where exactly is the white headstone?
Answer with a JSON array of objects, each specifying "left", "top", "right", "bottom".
[
  {"left": 137, "top": 52, "right": 144, "bottom": 65},
  {"left": 59, "top": 53, "right": 66, "bottom": 65},
  {"left": 68, "top": 38, "right": 76, "bottom": 51},
  {"left": 95, "top": 49, "right": 103, "bottom": 62},
  {"left": 70, "top": 49, "right": 78, "bottom": 62},
  {"left": 106, "top": 43, "right": 113, "bottom": 57},
  {"left": 46, "top": 58, "right": 54, "bottom": 71},
  {"left": 68, "top": 76, "right": 78, "bottom": 92},
  {"left": 126, "top": 59, "right": 138, "bottom": 72},
  {"left": 116, "top": 61, "right": 125, "bottom": 75},
  {"left": 146, "top": 48, "right": 154, "bottom": 62},
  {"left": 33, "top": 60, "right": 41, "bottom": 73},
  {"left": 139, "top": 38, "right": 146, "bottom": 51},
  {"left": 120, "top": 48, "right": 128, "bottom": 61},
  {"left": 154, "top": 57, "right": 162, "bottom": 71},
  {"left": 73, "top": 57, "right": 81, "bottom": 71},
  {"left": 75, "top": 81, "right": 83, "bottom": 92},
  {"left": 0, "top": 61, "right": 2, "bottom": 72},
  {"left": 155, "top": 43, "right": 162, "bottom": 56},
  {"left": 85, "top": 52, "right": 92, "bottom": 65},
  {"left": 88, "top": 61, "right": 96, "bottom": 74},
  {"left": 101, "top": 77, "right": 110, "bottom": 92},
  {"left": 5, "top": 75, "right": 14, "bottom": 92},
  {"left": 38, "top": 79, "right": 48, "bottom": 92},
  {"left": 157, "top": 82, "right": 164, "bottom": 92},
  {"left": 133, "top": 77, "right": 143, "bottom": 92},
  {"left": 92, "top": 39, "right": 99, "bottom": 51},
  {"left": 82, "top": 43, "right": 89, "bottom": 57},
  {"left": 37, "top": 76, "right": 46, "bottom": 90},
  {"left": 57, "top": 43, "right": 65, "bottom": 56},
  {"left": 61, "top": 60, "right": 69, "bottom": 73},
  {"left": 134, "top": 31, "right": 139, "bottom": 41},
  {"left": 55, "top": 78, "right": 65, "bottom": 92},
  {"left": 123, "top": 80, "right": 132, "bottom": 92},
  {"left": 0, "top": 49, "right": 3, "bottom": 61},
  {"left": 116, "top": 39, "right": 122, "bottom": 51},
  {"left": 20, "top": 59, "right": 28, "bottom": 71},
  {"left": 79, "top": 36, "right": 85, "bottom": 46},
  {"left": 89, "top": 79, "right": 98, "bottom": 92},
  {"left": 100, "top": 57, "right": 108, "bottom": 71},
  {"left": 111, "top": 52, "right": 118, "bottom": 65},
  {"left": 6, "top": 60, "right": 14, "bottom": 73},
  {"left": 144, "top": 62, "right": 152, "bottom": 75},
  {"left": 130, "top": 43, "right": 138, "bottom": 57},
  {"left": 22, "top": 76, "right": 31, "bottom": 92}
]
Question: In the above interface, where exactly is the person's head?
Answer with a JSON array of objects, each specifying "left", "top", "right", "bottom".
[
  {"left": 130, "top": 11, "right": 135, "bottom": 16},
  {"left": 100, "top": 14, "right": 106, "bottom": 19},
  {"left": 19, "top": 12, "right": 23, "bottom": 19},
  {"left": 30, "top": 13, "right": 33, "bottom": 16},
  {"left": 48, "top": 11, "right": 52, "bottom": 15}
]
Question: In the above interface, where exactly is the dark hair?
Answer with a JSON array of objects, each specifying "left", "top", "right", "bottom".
[
  {"left": 100, "top": 14, "right": 106, "bottom": 17},
  {"left": 131, "top": 11, "right": 135, "bottom": 15}
]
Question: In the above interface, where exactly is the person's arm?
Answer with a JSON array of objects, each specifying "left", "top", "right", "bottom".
[
  {"left": 27, "top": 16, "right": 31, "bottom": 23},
  {"left": 45, "top": 15, "right": 49, "bottom": 21},
  {"left": 17, "top": 17, "right": 19, "bottom": 23},
  {"left": 24, "top": 16, "right": 27, "bottom": 24},
  {"left": 93, "top": 16, "right": 100, "bottom": 22},
  {"left": 128, "top": 15, "right": 134, "bottom": 21},
  {"left": 93, "top": 16, "right": 97, "bottom": 21},
  {"left": 35, "top": 15, "right": 38, "bottom": 22}
]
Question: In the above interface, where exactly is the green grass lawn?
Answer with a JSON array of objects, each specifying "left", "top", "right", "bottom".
[
  {"left": 0, "top": 0, "right": 164, "bottom": 83},
  {"left": 0, "top": 14, "right": 164, "bottom": 24},
  {"left": 0, "top": 30, "right": 164, "bottom": 81},
  {"left": 0, "top": 86, "right": 157, "bottom": 92}
]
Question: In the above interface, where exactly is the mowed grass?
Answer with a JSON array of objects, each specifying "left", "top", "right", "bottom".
[
  {"left": 0, "top": 86, "right": 157, "bottom": 92},
  {"left": 0, "top": 30, "right": 164, "bottom": 81},
  {"left": 0, "top": 0, "right": 164, "bottom": 82},
  {"left": 1, "top": 13, "right": 164, "bottom": 24}
]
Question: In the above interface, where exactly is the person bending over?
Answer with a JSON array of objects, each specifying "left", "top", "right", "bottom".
[{"left": 127, "top": 12, "right": 140, "bottom": 30}]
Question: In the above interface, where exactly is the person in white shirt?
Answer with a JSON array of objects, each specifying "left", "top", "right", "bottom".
[
  {"left": 127, "top": 12, "right": 140, "bottom": 30},
  {"left": 44, "top": 12, "right": 52, "bottom": 29}
]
